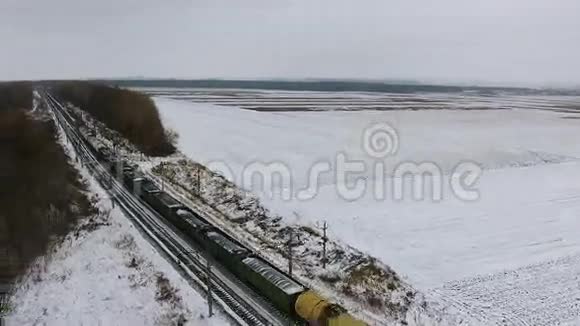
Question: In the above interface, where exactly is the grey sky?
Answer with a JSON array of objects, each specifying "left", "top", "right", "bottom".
[{"left": 1, "top": 0, "right": 579, "bottom": 86}]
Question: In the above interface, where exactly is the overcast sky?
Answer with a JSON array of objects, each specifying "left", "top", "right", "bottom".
[{"left": 1, "top": 0, "right": 579, "bottom": 86}]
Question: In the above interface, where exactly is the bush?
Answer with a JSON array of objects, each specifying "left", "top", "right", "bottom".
[
  {"left": 55, "top": 82, "right": 175, "bottom": 156},
  {"left": 0, "top": 109, "right": 93, "bottom": 283}
]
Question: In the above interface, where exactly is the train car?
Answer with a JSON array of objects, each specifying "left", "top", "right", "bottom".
[
  {"left": 139, "top": 178, "right": 160, "bottom": 195},
  {"left": 174, "top": 208, "right": 211, "bottom": 236},
  {"left": 122, "top": 169, "right": 137, "bottom": 188},
  {"left": 135, "top": 181, "right": 210, "bottom": 239},
  {"left": 238, "top": 256, "right": 305, "bottom": 317},
  {"left": 109, "top": 160, "right": 131, "bottom": 180},
  {"left": 144, "top": 191, "right": 184, "bottom": 221},
  {"left": 137, "top": 178, "right": 161, "bottom": 200},
  {"left": 295, "top": 290, "right": 345, "bottom": 325},
  {"left": 122, "top": 167, "right": 147, "bottom": 192},
  {"left": 129, "top": 176, "right": 152, "bottom": 197},
  {"left": 201, "top": 231, "right": 249, "bottom": 271}
]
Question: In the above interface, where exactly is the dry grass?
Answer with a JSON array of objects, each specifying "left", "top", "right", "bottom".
[{"left": 155, "top": 273, "right": 181, "bottom": 307}]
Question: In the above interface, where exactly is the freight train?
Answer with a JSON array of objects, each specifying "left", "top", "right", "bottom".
[{"left": 96, "top": 147, "right": 366, "bottom": 326}]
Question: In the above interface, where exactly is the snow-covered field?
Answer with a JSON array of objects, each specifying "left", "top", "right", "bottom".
[
  {"left": 152, "top": 88, "right": 580, "bottom": 325},
  {"left": 139, "top": 87, "right": 580, "bottom": 113}
]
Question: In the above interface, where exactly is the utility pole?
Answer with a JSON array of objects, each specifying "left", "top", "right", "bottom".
[
  {"left": 160, "top": 162, "right": 165, "bottom": 191},
  {"left": 318, "top": 221, "right": 329, "bottom": 269},
  {"left": 206, "top": 260, "right": 213, "bottom": 318},
  {"left": 194, "top": 167, "right": 201, "bottom": 196},
  {"left": 195, "top": 166, "right": 201, "bottom": 197},
  {"left": 287, "top": 228, "right": 294, "bottom": 276}
]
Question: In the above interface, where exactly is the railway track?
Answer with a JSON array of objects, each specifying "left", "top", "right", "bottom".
[{"left": 43, "top": 91, "right": 294, "bottom": 326}]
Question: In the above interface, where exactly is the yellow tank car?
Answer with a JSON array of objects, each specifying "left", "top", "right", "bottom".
[
  {"left": 327, "top": 313, "right": 367, "bottom": 326},
  {"left": 295, "top": 290, "right": 333, "bottom": 322},
  {"left": 296, "top": 290, "right": 366, "bottom": 325}
]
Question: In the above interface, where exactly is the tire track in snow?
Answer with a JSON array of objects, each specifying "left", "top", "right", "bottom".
[{"left": 431, "top": 254, "right": 580, "bottom": 325}]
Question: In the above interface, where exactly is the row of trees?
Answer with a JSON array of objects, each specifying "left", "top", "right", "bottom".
[
  {"left": 55, "top": 82, "right": 176, "bottom": 156},
  {"left": 0, "top": 88, "right": 94, "bottom": 283},
  {"left": 0, "top": 82, "right": 32, "bottom": 111}
]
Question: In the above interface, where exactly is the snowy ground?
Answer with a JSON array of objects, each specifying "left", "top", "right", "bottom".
[
  {"left": 152, "top": 89, "right": 580, "bottom": 325},
  {"left": 137, "top": 87, "right": 580, "bottom": 113},
  {"left": 7, "top": 107, "right": 230, "bottom": 326}
]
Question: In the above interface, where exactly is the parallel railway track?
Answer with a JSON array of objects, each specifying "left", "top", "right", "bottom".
[{"left": 43, "top": 91, "right": 295, "bottom": 326}]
